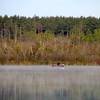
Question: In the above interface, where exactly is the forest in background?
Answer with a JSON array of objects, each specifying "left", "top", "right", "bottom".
[
  {"left": 0, "top": 15, "right": 100, "bottom": 65},
  {"left": 0, "top": 15, "right": 100, "bottom": 41}
]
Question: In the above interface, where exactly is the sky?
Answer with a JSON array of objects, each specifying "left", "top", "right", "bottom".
[{"left": 0, "top": 0, "right": 100, "bottom": 17}]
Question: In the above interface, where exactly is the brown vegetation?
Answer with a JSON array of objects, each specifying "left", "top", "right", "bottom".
[{"left": 0, "top": 33, "right": 100, "bottom": 65}]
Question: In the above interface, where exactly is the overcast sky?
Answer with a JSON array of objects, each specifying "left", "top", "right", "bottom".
[{"left": 0, "top": 0, "right": 100, "bottom": 17}]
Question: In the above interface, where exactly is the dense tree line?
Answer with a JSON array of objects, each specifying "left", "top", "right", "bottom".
[{"left": 0, "top": 15, "right": 100, "bottom": 39}]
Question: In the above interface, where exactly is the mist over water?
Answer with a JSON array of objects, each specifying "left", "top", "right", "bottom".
[{"left": 0, "top": 65, "right": 100, "bottom": 100}]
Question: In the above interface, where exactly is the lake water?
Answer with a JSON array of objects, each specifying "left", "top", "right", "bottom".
[{"left": 0, "top": 65, "right": 100, "bottom": 100}]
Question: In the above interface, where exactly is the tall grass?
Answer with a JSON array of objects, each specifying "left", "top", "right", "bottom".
[{"left": 0, "top": 33, "right": 100, "bottom": 65}]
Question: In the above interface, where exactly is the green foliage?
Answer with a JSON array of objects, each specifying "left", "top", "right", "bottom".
[
  {"left": 94, "top": 29, "right": 100, "bottom": 41},
  {"left": 0, "top": 15, "right": 100, "bottom": 38},
  {"left": 81, "top": 34, "right": 95, "bottom": 42},
  {"left": 81, "top": 28, "right": 100, "bottom": 42}
]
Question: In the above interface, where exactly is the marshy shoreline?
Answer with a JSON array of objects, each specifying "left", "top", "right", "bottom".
[{"left": 0, "top": 34, "right": 100, "bottom": 65}]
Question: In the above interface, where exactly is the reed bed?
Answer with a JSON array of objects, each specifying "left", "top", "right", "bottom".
[{"left": 0, "top": 33, "right": 100, "bottom": 65}]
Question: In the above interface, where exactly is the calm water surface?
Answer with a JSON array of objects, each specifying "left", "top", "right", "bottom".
[{"left": 0, "top": 65, "right": 100, "bottom": 100}]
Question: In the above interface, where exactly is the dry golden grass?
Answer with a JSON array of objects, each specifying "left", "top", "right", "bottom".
[{"left": 0, "top": 34, "right": 100, "bottom": 65}]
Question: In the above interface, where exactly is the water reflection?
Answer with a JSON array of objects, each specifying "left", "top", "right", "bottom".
[{"left": 0, "top": 66, "right": 100, "bottom": 100}]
